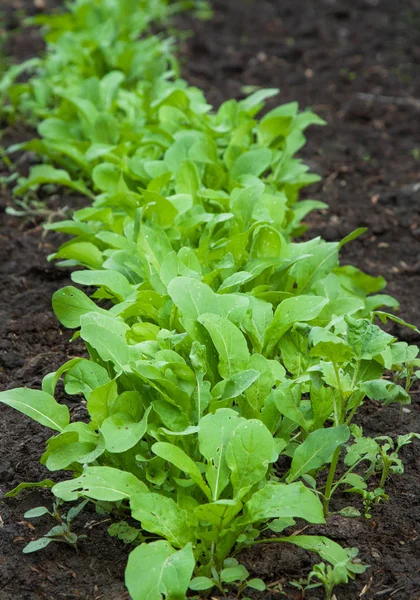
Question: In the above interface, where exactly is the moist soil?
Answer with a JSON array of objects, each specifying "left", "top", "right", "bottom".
[{"left": 0, "top": 1, "right": 419, "bottom": 599}]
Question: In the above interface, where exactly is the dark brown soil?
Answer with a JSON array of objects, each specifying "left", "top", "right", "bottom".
[{"left": 0, "top": 1, "right": 419, "bottom": 599}]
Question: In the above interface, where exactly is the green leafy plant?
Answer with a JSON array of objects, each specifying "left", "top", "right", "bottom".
[
  {"left": 107, "top": 520, "right": 143, "bottom": 544},
  {"left": 290, "top": 548, "right": 367, "bottom": 600},
  {"left": 1, "top": 0, "right": 419, "bottom": 598},
  {"left": 332, "top": 428, "right": 420, "bottom": 517},
  {"left": 375, "top": 432, "right": 420, "bottom": 488},
  {"left": 290, "top": 576, "right": 323, "bottom": 597},
  {"left": 189, "top": 558, "right": 266, "bottom": 597},
  {"left": 22, "top": 499, "right": 88, "bottom": 553},
  {"left": 306, "top": 548, "right": 368, "bottom": 600}
]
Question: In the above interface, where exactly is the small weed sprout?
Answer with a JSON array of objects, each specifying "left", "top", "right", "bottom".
[{"left": 23, "top": 499, "right": 88, "bottom": 553}]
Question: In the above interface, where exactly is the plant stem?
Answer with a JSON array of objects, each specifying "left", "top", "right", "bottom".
[
  {"left": 331, "top": 389, "right": 340, "bottom": 426},
  {"left": 350, "top": 360, "right": 360, "bottom": 391},
  {"left": 379, "top": 459, "right": 390, "bottom": 490},
  {"left": 322, "top": 446, "right": 341, "bottom": 517},
  {"left": 345, "top": 395, "right": 363, "bottom": 425},
  {"left": 332, "top": 363, "right": 344, "bottom": 424},
  {"left": 329, "top": 456, "right": 365, "bottom": 497}
]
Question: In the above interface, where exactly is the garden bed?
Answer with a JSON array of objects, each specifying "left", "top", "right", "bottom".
[{"left": 0, "top": 1, "right": 419, "bottom": 599}]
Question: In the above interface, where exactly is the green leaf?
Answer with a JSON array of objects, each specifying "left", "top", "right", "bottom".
[
  {"left": 346, "top": 317, "right": 394, "bottom": 359},
  {"left": 259, "top": 116, "right": 293, "bottom": 148},
  {"left": 198, "top": 313, "right": 250, "bottom": 378},
  {"left": 268, "top": 517, "right": 296, "bottom": 533},
  {"left": 168, "top": 277, "right": 249, "bottom": 342},
  {"left": 316, "top": 297, "right": 365, "bottom": 325},
  {"left": 310, "top": 386, "right": 335, "bottom": 430},
  {"left": 252, "top": 193, "right": 287, "bottom": 231},
  {"left": 279, "top": 535, "right": 349, "bottom": 567},
  {"left": 319, "top": 361, "right": 354, "bottom": 394},
  {"left": 344, "top": 437, "right": 379, "bottom": 467},
  {"left": 71, "top": 269, "right": 133, "bottom": 301},
  {"left": 42, "top": 358, "right": 83, "bottom": 397},
  {"left": 38, "top": 117, "right": 68, "bottom": 139},
  {"left": 132, "top": 362, "right": 191, "bottom": 413},
  {"left": 175, "top": 160, "right": 200, "bottom": 197},
  {"left": 247, "top": 578, "right": 267, "bottom": 591},
  {"left": 86, "top": 143, "right": 117, "bottom": 161},
  {"left": 99, "top": 70, "right": 125, "bottom": 108},
  {"left": 242, "top": 482, "right": 324, "bottom": 525},
  {"left": 240, "top": 88, "right": 279, "bottom": 114},
  {"left": 338, "top": 227, "right": 367, "bottom": 249},
  {"left": 108, "top": 521, "right": 140, "bottom": 544},
  {"left": 143, "top": 189, "right": 178, "bottom": 225},
  {"left": 251, "top": 225, "right": 283, "bottom": 259},
  {"left": 53, "top": 242, "right": 103, "bottom": 269},
  {"left": 309, "top": 327, "right": 353, "bottom": 363},
  {"left": 293, "top": 109, "right": 327, "bottom": 130},
  {"left": 365, "top": 295, "right": 399, "bottom": 312},
  {"left": 131, "top": 493, "right": 194, "bottom": 548},
  {"left": 52, "top": 286, "right": 108, "bottom": 328},
  {"left": 45, "top": 440, "right": 97, "bottom": 471},
  {"left": 167, "top": 277, "right": 216, "bottom": 341},
  {"left": 189, "top": 576, "right": 214, "bottom": 591},
  {"left": 264, "top": 295, "right": 328, "bottom": 353},
  {"left": 339, "top": 507, "right": 362, "bottom": 518},
  {"left": 152, "top": 442, "right": 211, "bottom": 499},
  {"left": 230, "top": 186, "right": 263, "bottom": 227},
  {"left": 101, "top": 407, "right": 151, "bottom": 453},
  {"left": 0, "top": 388, "right": 69, "bottom": 432},
  {"left": 126, "top": 542, "right": 195, "bottom": 600},
  {"left": 291, "top": 242, "right": 339, "bottom": 294},
  {"left": 220, "top": 369, "right": 260, "bottom": 401},
  {"left": 4, "top": 479, "right": 55, "bottom": 499},
  {"left": 92, "top": 162, "right": 120, "bottom": 193},
  {"left": 87, "top": 379, "right": 118, "bottom": 425},
  {"left": 64, "top": 359, "right": 110, "bottom": 399},
  {"left": 374, "top": 311, "right": 420, "bottom": 334},
  {"left": 24, "top": 507, "right": 50, "bottom": 518},
  {"left": 52, "top": 467, "right": 148, "bottom": 502},
  {"left": 287, "top": 426, "right": 350, "bottom": 483},
  {"left": 359, "top": 380, "right": 410, "bottom": 406},
  {"left": 80, "top": 313, "right": 132, "bottom": 371},
  {"left": 243, "top": 354, "right": 283, "bottom": 415},
  {"left": 14, "top": 164, "right": 91, "bottom": 197},
  {"left": 125, "top": 541, "right": 195, "bottom": 600},
  {"left": 67, "top": 500, "right": 89, "bottom": 522},
  {"left": 194, "top": 500, "right": 242, "bottom": 528},
  {"left": 336, "top": 265, "right": 386, "bottom": 296},
  {"left": 199, "top": 409, "right": 245, "bottom": 500},
  {"left": 272, "top": 386, "right": 311, "bottom": 431},
  {"left": 23, "top": 537, "right": 52, "bottom": 553},
  {"left": 225, "top": 420, "right": 274, "bottom": 497},
  {"left": 218, "top": 271, "right": 254, "bottom": 293},
  {"left": 220, "top": 564, "right": 249, "bottom": 583},
  {"left": 231, "top": 149, "right": 272, "bottom": 179}
]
